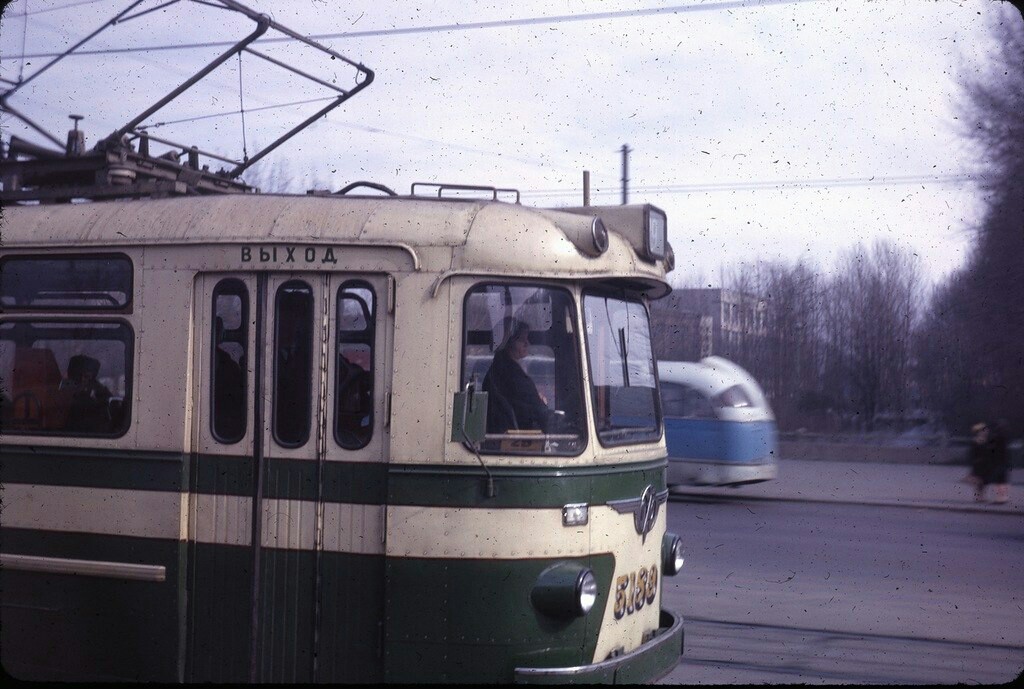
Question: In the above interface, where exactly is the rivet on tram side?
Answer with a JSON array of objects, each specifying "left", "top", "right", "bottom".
[{"left": 562, "top": 503, "right": 589, "bottom": 527}]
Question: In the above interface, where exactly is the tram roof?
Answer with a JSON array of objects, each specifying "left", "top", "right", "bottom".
[
  {"left": 1, "top": 194, "right": 671, "bottom": 297},
  {"left": 658, "top": 357, "right": 770, "bottom": 407}
]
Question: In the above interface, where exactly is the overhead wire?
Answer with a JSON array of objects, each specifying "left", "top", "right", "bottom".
[
  {"left": 519, "top": 174, "right": 982, "bottom": 197},
  {"left": 134, "top": 94, "right": 977, "bottom": 186},
  {"left": 16, "top": 0, "right": 108, "bottom": 16},
  {"left": 3, "top": 0, "right": 979, "bottom": 189},
  {"left": 4, "top": 6, "right": 309, "bottom": 141},
  {"left": 16, "top": 0, "right": 829, "bottom": 59}
]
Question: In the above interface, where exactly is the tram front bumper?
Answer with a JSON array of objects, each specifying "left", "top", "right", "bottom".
[{"left": 513, "top": 609, "right": 684, "bottom": 684}]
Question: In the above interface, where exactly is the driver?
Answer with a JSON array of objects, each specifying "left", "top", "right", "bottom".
[{"left": 482, "top": 317, "right": 555, "bottom": 433}]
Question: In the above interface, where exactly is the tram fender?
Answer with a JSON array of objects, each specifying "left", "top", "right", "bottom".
[{"left": 512, "top": 608, "right": 684, "bottom": 684}]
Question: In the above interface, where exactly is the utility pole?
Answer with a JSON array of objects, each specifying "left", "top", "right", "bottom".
[{"left": 620, "top": 144, "right": 631, "bottom": 205}]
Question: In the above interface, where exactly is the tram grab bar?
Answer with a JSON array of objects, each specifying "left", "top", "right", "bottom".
[{"left": 0, "top": 553, "right": 166, "bottom": 582}]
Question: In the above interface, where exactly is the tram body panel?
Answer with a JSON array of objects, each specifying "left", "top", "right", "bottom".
[
  {"left": 381, "top": 467, "right": 669, "bottom": 681},
  {"left": 0, "top": 247, "right": 192, "bottom": 681},
  {"left": 1, "top": 195, "right": 681, "bottom": 683}
]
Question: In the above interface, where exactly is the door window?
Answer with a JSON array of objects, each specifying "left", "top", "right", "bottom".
[
  {"left": 211, "top": 279, "right": 248, "bottom": 443},
  {"left": 335, "top": 281, "right": 375, "bottom": 449},
  {"left": 273, "top": 280, "right": 314, "bottom": 448}
]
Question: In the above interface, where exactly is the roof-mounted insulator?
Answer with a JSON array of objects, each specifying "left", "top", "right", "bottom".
[{"left": 66, "top": 115, "right": 85, "bottom": 157}]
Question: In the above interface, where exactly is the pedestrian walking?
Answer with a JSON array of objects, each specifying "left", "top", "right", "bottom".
[
  {"left": 965, "top": 421, "right": 1011, "bottom": 503},
  {"left": 989, "top": 420, "right": 1011, "bottom": 504},
  {"left": 966, "top": 422, "right": 992, "bottom": 502}
]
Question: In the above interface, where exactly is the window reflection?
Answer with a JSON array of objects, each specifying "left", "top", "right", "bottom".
[
  {"left": 583, "top": 294, "right": 660, "bottom": 445},
  {"left": 211, "top": 279, "right": 248, "bottom": 443},
  {"left": 462, "top": 284, "right": 584, "bottom": 456},
  {"left": 335, "top": 282, "right": 375, "bottom": 450},
  {"left": 0, "top": 321, "right": 132, "bottom": 436}
]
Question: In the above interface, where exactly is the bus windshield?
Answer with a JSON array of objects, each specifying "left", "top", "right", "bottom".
[{"left": 583, "top": 293, "right": 661, "bottom": 446}]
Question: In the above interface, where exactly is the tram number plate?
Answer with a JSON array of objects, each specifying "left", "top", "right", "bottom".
[{"left": 613, "top": 564, "right": 658, "bottom": 619}]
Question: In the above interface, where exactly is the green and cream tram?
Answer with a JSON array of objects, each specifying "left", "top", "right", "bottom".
[{"left": 0, "top": 188, "right": 684, "bottom": 683}]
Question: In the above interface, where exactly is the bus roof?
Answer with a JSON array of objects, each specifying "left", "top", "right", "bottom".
[{"left": 1, "top": 194, "right": 670, "bottom": 297}]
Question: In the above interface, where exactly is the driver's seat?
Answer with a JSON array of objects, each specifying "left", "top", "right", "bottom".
[{"left": 482, "top": 379, "right": 518, "bottom": 433}]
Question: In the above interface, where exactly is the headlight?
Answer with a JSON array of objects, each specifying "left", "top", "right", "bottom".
[
  {"left": 532, "top": 562, "right": 598, "bottom": 618},
  {"left": 662, "top": 532, "right": 685, "bottom": 576},
  {"left": 591, "top": 217, "right": 609, "bottom": 254},
  {"left": 577, "top": 569, "right": 598, "bottom": 615}
]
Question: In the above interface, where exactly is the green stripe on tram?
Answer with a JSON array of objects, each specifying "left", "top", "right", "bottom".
[
  {"left": 387, "top": 460, "right": 667, "bottom": 508},
  {"left": 1, "top": 445, "right": 666, "bottom": 507},
  {"left": 189, "top": 454, "right": 389, "bottom": 502},
  {"left": 0, "top": 445, "right": 185, "bottom": 491}
]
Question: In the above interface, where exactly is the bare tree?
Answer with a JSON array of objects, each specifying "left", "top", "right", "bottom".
[
  {"left": 757, "top": 261, "right": 825, "bottom": 429},
  {"left": 918, "top": 6, "right": 1024, "bottom": 435},
  {"left": 720, "top": 259, "right": 827, "bottom": 429},
  {"left": 823, "top": 241, "right": 922, "bottom": 431}
]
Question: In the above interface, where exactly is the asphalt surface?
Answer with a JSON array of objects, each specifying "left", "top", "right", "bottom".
[
  {"left": 661, "top": 459, "right": 1024, "bottom": 684},
  {"left": 668, "top": 457, "right": 1024, "bottom": 515}
]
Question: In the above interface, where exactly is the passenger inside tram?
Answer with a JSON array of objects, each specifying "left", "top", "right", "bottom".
[
  {"left": 482, "top": 317, "right": 557, "bottom": 433},
  {"left": 213, "top": 317, "right": 245, "bottom": 440},
  {"left": 61, "top": 354, "right": 112, "bottom": 432}
]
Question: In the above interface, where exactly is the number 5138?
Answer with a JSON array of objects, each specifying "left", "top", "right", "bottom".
[{"left": 613, "top": 564, "right": 658, "bottom": 619}]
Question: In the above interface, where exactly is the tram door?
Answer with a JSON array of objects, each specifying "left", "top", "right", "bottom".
[{"left": 187, "top": 272, "right": 389, "bottom": 683}]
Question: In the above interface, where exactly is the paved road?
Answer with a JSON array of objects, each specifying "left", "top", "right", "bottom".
[{"left": 657, "top": 458, "right": 1024, "bottom": 684}]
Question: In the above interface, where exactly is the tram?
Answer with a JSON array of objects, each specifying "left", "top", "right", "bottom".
[
  {"left": 0, "top": 1, "right": 684, "bottom": 679},
  {"left": 0, "top": 182, "right": 685, "bottom": 682},
  {"left": 658, "top": 357, "right": 778, "bottom": 488}
]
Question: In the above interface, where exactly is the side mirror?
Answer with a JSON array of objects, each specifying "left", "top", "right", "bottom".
[{"left": 451, "top": 380, "right": 488, "bottom": 445}]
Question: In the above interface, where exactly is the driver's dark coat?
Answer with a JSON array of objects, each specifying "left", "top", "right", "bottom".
[{"left": 482, "top": 349, "right": 551, "bottom": 432}]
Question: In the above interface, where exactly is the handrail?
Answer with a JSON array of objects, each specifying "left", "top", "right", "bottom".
[{"left": 411, "top": 182, "right": 520, "bottom": 204}]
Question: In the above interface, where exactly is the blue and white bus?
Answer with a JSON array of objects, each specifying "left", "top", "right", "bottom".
[{"left": 657, "top": 357, "right": 778, "bottom": 488}]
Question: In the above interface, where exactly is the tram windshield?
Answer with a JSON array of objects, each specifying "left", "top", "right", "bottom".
[
  {"left": 462, "top": 283, "right": 585, "bottom": 456},
  {"left": 583, "top": 293, "right": 661, "bottom": 445}
]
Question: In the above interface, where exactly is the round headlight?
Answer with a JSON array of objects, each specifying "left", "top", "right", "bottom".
[
  {"left": 591, "top": 218, "right": 609, "bottom": 254},
  {"left": 577, "top": 569, "right": 598, "bottom": 615},
  {"left": 532, "top": 563, "right": 599, "bottom": 619},
  {"left": 663, "top": 532, "right": 685, "bottom": 576}
]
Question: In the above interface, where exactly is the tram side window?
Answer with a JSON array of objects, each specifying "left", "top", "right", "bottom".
[
  {"left": 715, "top": 384, "right": 752, "bottom": 409},
  {"left": 0, "top": 254, "right": 132, "bottom": 311},
  {"left": 273, "top": 281, "right": 314, "bottom": 448},
  {"left": 335, "top": 282, "right": 375, "bottom": 450},
  {"left": 661, "top": 382, "right": 687, "bottom": 418},
  {"left": 461, "top": 283, "right": 585, "bottom": 456},
  {"left": 661, "top": 382, "right": 715, "bottom": 420},
  {"left": 211, "top": 280, "right": 248, "bottom": 443},
  {"left": 0, "top": 321, "right": 132, "bottom": 436}
]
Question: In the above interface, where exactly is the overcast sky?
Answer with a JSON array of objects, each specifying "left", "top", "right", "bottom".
[{"left": 1, "top": 0, "right": 1017, "bottom": 287}]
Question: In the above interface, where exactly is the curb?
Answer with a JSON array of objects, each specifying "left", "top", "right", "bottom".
[{"left": 667, "top": 491, "right": 1024, "bottom": 516}]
